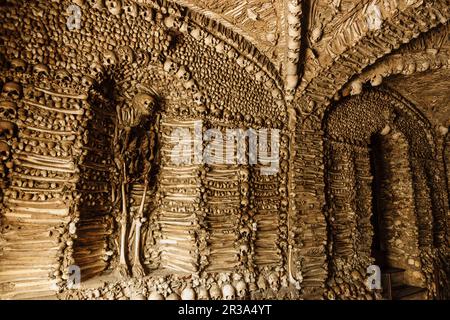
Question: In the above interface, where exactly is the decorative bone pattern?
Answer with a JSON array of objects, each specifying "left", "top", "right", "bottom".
[{"left": 0, "top": 0, "right": 448, "bottom": 300}]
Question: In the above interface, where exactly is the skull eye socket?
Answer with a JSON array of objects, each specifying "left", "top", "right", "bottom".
[
  {"left": 7, "top": 90, "right": 19, "bottom": 98},
  {"left": 13, "top": 65, "right": 25, "bottom": 73}
]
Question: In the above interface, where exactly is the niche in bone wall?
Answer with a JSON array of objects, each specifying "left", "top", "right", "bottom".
[{"left": 323, "top": 89, "right": 448, "bottom": 299}]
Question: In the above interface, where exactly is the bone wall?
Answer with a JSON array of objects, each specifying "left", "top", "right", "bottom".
[
  {"left": 0, "top": 0, "right": 448, "bottom": 301},
  {"left": 321, "top": 90, "right": 448, "bottom": 299},
  {"left": 0, "top": 67, "right": 90, "bottom": 298},
  {"left": 73, "top": 93, "right": 116, "bottom": 281}
]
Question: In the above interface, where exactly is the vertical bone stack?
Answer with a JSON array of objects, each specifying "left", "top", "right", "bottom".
[
  {"left": 156, "top": 118, "right": 203, "bottom": 273},
  {"left": 0, "top": 73, "right": 89, "bottom": 298},
  {"left": 73, "top": 94, "right": 116, "bottom": 281}
]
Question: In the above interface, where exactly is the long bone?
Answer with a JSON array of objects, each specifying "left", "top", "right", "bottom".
[
  {"left": 23, "top": 100, "right": 84, "bottom": 115},
  {"left": 131, "top": 183, "right": 147, "bottom": 277},
  {"left": 34, "top": 87, "right": 88, "bottom": 100},
  {"left": 117, "top": 163, "right": 129, "bottom": 278}
]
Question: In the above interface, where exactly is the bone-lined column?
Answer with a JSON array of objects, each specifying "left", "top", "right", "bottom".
[
  {"left": 253, "top": 167, "right": 282, "bottom": 267},
  {"left": 157, "top": 118, "right": 202, "bottom": 273},
  {"left": 410, "top": 157, "right": 434, "bottom": 248},
  {"left": 326, "top": 141, "right": 357, "bottom": 258},
  {"left": 381, "top": 133, "right": 423, "bottom": 286},
  {"left": 205, "top": 164, "right": 240, "bottom": 272},
  {"left": 0, "top": 83, "right": 88, "bottom": 299},
  {"left": 353, "top": 145, "right": 374, "bottom": 261},
  {"left": 73, "top": 100, "right": 115, "bottom": 281}
]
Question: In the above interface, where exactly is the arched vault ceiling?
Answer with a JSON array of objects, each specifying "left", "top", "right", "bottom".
[
  {"left": 300, "top": 0, "right": 450, "bottom": 105},
  {"left": 385, "top": 69, "right": 450, "bottom": 128},
  {"left": 144, "top": 0, "right": 450, "bottom": 105},
  {"left": 162, "top": 0, "right": 286, "bottom": 70},
  {"left": 342, "top": 22, "right": 450, "bottom": 128}
]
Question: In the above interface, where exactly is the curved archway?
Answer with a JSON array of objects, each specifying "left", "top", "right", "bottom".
[
  {"left": 300, "top": 1, "right": 450, "bottom": 106},
  {"left": 322, "top": 89, "right": 447, "bottom": 299}
]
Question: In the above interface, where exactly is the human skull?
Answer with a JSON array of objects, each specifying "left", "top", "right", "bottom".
[
  {"left": 133, "top": 93, "right": 156, "bottom": 116},
  {"left": 287, "top": 50, "right": 300, "bottom": 64},
  {"left": 0, "top": 141, "right": 10, "bottom": 161},
  {"left": 164, "top": 15, "right": 178, "bottom": 29},
  {"left": 271, "top": 88, "right": 283, "bottom": 100},
  {"left": 105, "top": 0, "right": 122, "bottom": 15},
  {"left": 222, "top": 284, "right": 236, "bottom": 300},
  {"left": 139, "top": 7, "right": 154, "bottom": 22},
  {"left": 81, "top": 75, "right": 95, "bottom": 88},
  {"left": 239, "top": 226, "right": 250, "bottom": 238},
  {"left": 123, "top": 1, "right": 138, "bottom": 17},
  {"left": 239, "top": 243, "right": 249, "bottom": 257},
  {"left": 227, "top": 48, "right": 238, "bottom": 60},
  {"left": 166, "top": 292, "right": 181, "bottom": 300},
  {"left": 288, "top": 14, "right": 301, "bottom": 31},
  {"left": 197, "top": 287, "right": 209, "bottom": 300},
  {"left": 163, "top": 59, "right": 179, "bottom": 75},
  {"left": 204, "top": 33, "right": 219, "bottom": 47},
  {"left": 117, "top": 46, "right": 134, "bottom": 64},
  {"left": 245, "top": 63, "right": 255, "bottom": 74},
  {"left": 0, "top": 101, "right": 17, "bottom": 119},
  {"left": 135, "top": 50, "right": 150, "bottom": 65},
  {"left": 236, "top": 56, "right": 250, "bottom": 68},
  {"left": 10, "top": 58, "right": 26, "bottom": 73},
  {"left": 264, "top": 79, "right": 276, "bottom": 90},
  {"left": 103, "top": 50, "right": 118, "bottom": 66},
  {"left": 2, "top": 82, "right": 22, "bottom": 99},
  {"left": 350, "top": 80, "right": 363, "bottom": 95},
  {"left": 370, "top": 74, "right": 383, "bottom": 86},
  {"left": 130, "top": 292, "right": 146, "bottom": 300},
  {"left": 181, "top": 287, "right": 196, "bottom": 300},
  {"left": 33, "top": 64, "right": 49, "bottom": 78},
  {"left": 190, "top": 27, "right": 204, "bottom": 41},
  {"left": 240, "top": 182, "right": 249, "bottom": 196},
  {"left": 209, "top": 283, "right": 221, "bottom": 300},
  {"left": 55, "top": 69, "right": 72, "bottom": 83},
  {"left": 175, "top": 65, "right": 191, "bottom": 81},
  {"left": 183, "top": 79, "right": 197, "bottom": 93},
  {"left": 90, "top": 63, "right": 104, "bottom": 80},
  {"left": 280, "top": 147, "right": 289, "bottom": 159},
  {"left": 0, "top": 120, "right": 15, "bottom": 139},
  {"left": 255, "top": 70, "right": 268, "bottom": 83},
  {"left": 148, "top": 291, "right": 165, "bottom": 300},
  {"left": 215, "top": 41, "right": 230, "bottom": 54},
  {"left": 193, "top": 92, "right": 205, "bottom": 105},
  {"left": 239, "top": 168, "right": 249, "bottom": 180},
  {"left": 235, "top": 280, "right": 247, "bottom": 299}
]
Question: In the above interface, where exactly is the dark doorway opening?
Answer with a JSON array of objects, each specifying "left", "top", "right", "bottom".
[{"left": 369, "top": 134, "right": 386, "bottom": 267}]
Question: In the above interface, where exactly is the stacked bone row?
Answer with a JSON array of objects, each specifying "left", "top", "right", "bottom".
[
  {"left": 73, "top": 97, "right": 116, "bottom": 281},
  {"left": 157, "top": 118, "right": 204, "bottom": 273},
  {"left": 0, "top": 77, "right": 87, "bottom": 299}
]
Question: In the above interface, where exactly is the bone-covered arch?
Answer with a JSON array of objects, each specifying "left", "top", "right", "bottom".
[
  {"left": 322, "top": 88, "right": 448, "bottom": 299},
  {"left": 0, "top": 0, "right": 293, "bottom": 299}
]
